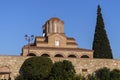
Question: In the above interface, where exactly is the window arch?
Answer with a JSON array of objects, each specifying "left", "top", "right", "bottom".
[
  {"left": 27, "top": 53, "right": 36, "bottom": 56},
  {"left": 54, "top": 54, "right": 63, "bottom": 57},
  {"left": 68, "top": 55, "right": 76, "bottom": 58},
  {"left": 0, "top": 66, "right": 11, "bottom": 80},
  {"left": 41, "top": 54, "right": 50, "bottom": 57},
  {"left": 81, "top": 55, "right": 89, "bottom": 58}
]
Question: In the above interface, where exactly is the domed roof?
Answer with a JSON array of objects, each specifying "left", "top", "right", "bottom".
[{"left": 49, "top": 17, "right": 64, "bottom": 23}]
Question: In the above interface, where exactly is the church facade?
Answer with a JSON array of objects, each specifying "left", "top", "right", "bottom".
[
  {"left": 22, "top": 17, "right": 93, "bottom": 58},
  {"left": 0, "top": 17, "right": 120, "bottom": 80}
]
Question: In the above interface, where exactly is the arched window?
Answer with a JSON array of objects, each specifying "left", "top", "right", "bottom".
[
  {"left": 27, "top": 53, "right": 36, "bottom": 56},
  {"left": 68, "top": 55, "right": 76, "bottom": 58},
  {"left": 41, "top": 54, "right": 50, "bottom": 57},
  {"left": 0, "top": 66, "right": 11, "bottom": 80},
  {"left": 54, "top": 54, "right": 63, "bottom": 57},
  {"left": 81, "top": 55, "right": 89, "bottom": 58}
]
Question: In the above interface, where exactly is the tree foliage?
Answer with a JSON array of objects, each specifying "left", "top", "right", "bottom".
[
  {"left": 95, "top": 67, "right": 110, "bottom": 80},
  {"left": 19, "top": 56, "right": 53, "bottom": 80},
  {"left": 15, "top": 75, "right": 26, "bottom": 80},
  {"left": 15, "top": 58, "right": 77, "bottom": 80},
  {"left": 87, "top": 67, "right": 120, "bottom": 80},
  {"left": 87, "top": 74, "right": 98, "bottom": 80},
  {"left": 110, "top": 69, "right": 120, "bottom": 80},
  {"left": 49, "top": 60, "right": 76, "bottom": 80},
  {"left": 74, "top": 74, "right": 85, "bottom": 80},
  {"left": 92, "top": 5, "right": 113, "bottom": 59}
]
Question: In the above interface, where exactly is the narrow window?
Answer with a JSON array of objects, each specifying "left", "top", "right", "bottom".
[
  {"left": 82, "top": 69, "right": 88, "bottom": 72},
  {"left": 54, "top": 23, "right": 57, "bottom": 33},
  {"left": 55, "top": 40, "right": 60, "bottom": 47}
]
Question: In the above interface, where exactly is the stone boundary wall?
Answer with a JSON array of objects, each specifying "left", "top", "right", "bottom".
[
  {"left": 0, "top": 56, "right": 120, "bottom": 79},
  {"left": 52, "top": 58, "right": 120, "bottom": 75},
  {"left": 0, "top": 56, "right": 28, "bottom": 80}
]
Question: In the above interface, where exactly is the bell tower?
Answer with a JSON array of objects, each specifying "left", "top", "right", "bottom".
[{"left": 42, "top": 17, "right": 64, "bottom": 37}]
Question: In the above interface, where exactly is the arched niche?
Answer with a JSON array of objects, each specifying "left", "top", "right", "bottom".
[
  {"left": 27, "top": 53, "right": 36, "bottom": 56},
  {"left": 0, "top": 66, "right": 11, "bottom": 80},
  {"left": 54, "top": 54, "right": 63, "bottom": 57},
  {"left": 81, "top": 55, "right": 89, "bottom": 58},
  {"left": 41, "top": 54, "right": 50, "bottom": 57},
  {"left": 68, "top": 55, "right": 76, "bottom": 58}
]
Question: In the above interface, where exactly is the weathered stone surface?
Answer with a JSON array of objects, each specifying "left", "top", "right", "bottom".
[
  {"left": 0, "top": 56, "right": 29, "bottom": 80},
  {"left": 0, "top": 56, "right": 120, "bottom": 80}
]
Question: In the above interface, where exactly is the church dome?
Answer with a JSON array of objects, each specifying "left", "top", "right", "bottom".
[
  {"left": 42, "top": 17, "right": 64, "bottom": 36},
  {"left": 49, "top": 17, "right": 64, "bottom": 23}
]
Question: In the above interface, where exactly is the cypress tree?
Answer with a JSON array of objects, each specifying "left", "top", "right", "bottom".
[{"left": 92, "top": 5, "right": 113, "bottom": 59}]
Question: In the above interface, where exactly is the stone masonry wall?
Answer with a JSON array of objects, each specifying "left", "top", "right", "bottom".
[
  {"left": 23, "top": 47, "right": 93, "bottom": 58},
  {"left": 0, "top": 56, "right": 120, "bottom": 80},
  {"left": 0, "top": 56, "right": 29, "bottom": 80},
  {"left": 52, "top": 58, "right": 120, "bottom": 76}
]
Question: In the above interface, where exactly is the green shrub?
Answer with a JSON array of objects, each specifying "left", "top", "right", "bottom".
[
  {"left": 19, "top": 56, "right": 53, "bottom": 80},
  {"left": 49, "top": 60, "right": 75, "bottom": 80}
]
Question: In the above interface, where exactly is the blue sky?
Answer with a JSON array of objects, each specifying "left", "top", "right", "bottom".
[{"left": 0, "top": 0, "right": 120, "bottom": 59}]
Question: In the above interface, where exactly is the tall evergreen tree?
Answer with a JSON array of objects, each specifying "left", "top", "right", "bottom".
[{"left": 92, "top": 5, "right": 113, "bottom": 59}]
